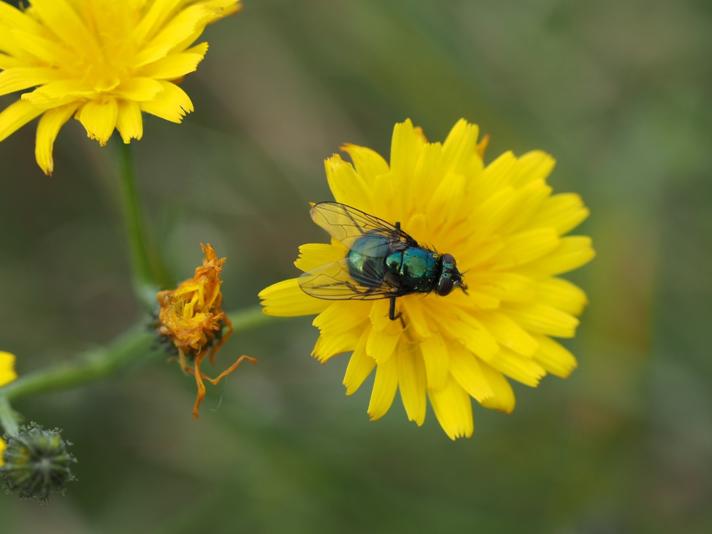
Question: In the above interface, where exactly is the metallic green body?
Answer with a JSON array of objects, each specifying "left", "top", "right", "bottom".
[{"left": 346, "top": 234, "right": 439, "bottom": 294}]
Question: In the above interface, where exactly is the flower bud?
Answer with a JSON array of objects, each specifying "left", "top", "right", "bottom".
[{"left": 1, "top": 424, "right": 76, "bottom": 501}]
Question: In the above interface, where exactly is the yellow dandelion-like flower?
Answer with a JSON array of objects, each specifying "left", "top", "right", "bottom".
[
  {"left": 0, "top": 351, "right": 18, "bottom": 466},
  {"left": 156, "top": 243, "right": 255, "bottom": 418},
  {"left": 0, "top": 0, "right": 241, "bottom": 175},
  {"left": 259, "top": 119, "right": 595, "bottom": 440},
  {"left": 0, "top": 351, "right": 17, "bottom": 388}
]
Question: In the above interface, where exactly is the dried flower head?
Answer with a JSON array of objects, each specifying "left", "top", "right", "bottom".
[
  {"left": 1, "top": 423, "right": 77, "bottom": 501},
  {"left": 156, "top": 243, "right": 255, "bottom": 417}
]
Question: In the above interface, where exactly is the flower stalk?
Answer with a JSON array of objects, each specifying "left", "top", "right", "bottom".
[
  {"left": 0, "top": 397, "right": 19, "bottom": 438},
  {"left": 0, "top": 306, "right": 272, "bottom": 404},
  {"left": 117, "top": 142, "right": 171, "bottom": 307}
]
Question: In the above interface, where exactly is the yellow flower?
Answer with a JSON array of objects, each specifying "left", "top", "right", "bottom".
[
  {"left": 0, "top": 0, "right": 241, "bottom": 175},
  {"left": 0, "top": 351, "right": 17, "bottom": 388},
  {"left": 0, "top": 351, "right": 18, "bottom": 466},
  {"left": 259, "top": 119, "right": 595, "bottom": 440},
  {"left": 156, "top": 243, "right": 255, "bottom": 418}
]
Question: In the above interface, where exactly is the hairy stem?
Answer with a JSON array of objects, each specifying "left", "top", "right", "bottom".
[
  {"left": 0, "top": 397, "right": 19, "bottom": 437},
  {"left": 0, "top": 306, "right": 273, "bottom": 404},
  {"left": 117, "top": 142, "right": 171, "bottom": 306}
]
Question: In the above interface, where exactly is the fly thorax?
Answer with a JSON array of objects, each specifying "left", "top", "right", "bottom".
[{"left": 399, "top": 248, "right": 439, "bottom": 292}]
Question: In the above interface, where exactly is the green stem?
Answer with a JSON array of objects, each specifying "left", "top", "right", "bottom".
[
  {"left": 0, "top": 325, "right": 155, "bottom": 403},
  {"left": 117, "top": 142, "right": 170, "bottom": 307},
  {"left": 0, "top": 306, "right": 273, "bottom": 404},
  {"left": 227, "top": 306, "right": 276, "bottom": 332},
  {"left": 0, "top": 397, "right": 19, "bottom": 437}
]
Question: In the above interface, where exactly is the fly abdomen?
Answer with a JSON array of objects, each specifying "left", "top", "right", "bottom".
[{"left": 346, "top": 234, "right": 391, "bottom": 288}]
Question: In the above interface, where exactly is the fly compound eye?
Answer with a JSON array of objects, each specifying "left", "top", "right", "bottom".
[
  {"left": 436, "top": 254, "right": 458, "bottom": 296},
  {"left": 436, "top": 275, "right": 455, "bottom": 296}
]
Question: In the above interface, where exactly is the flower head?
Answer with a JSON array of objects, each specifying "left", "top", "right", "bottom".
[
  {"left": 259, "top": 119, "right": 595, "bottom": 439},
  {"left": 1, "top": 423, "right": 76, "bottom": 501},
  {"left": 156, "top": 243, "right": 255, "bottom": 418},
  {"left": 0, "top": 0, "right": 241, "bottom": 175},
  {"left": 0, "top": 351, "right": 17, "bottom": 388}
]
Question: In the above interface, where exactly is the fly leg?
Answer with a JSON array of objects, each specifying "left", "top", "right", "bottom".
[
  {"left": 389, "top": 297, "right": 406, "bottom": 328},
  {"left": 391, "top": 221, "right": 405, "bottom": 325},
  {"left": 389, "top": 295, "right": 402, "bottom": 322}
]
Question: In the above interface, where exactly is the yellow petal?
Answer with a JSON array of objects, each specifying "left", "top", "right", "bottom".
[
  {"left": 0, "top": 53, "right": 23, "bottom": 69},
  {"left": 449, "top": 344, "right": 495, "bottom": 403},
  {"left": 441, "top": 118, "right": 481, "bottom": 175},
  {"left": 474, "top": 272, "right": 535, "bottom": 303},
  {"left": 0, "top": 68, "right": 65, "bottom": 97},
  {"left": 480, "top": 312, "right": 538, "bottom": 357},
  {"left": 324, "top": 154, "right": 372, "bottom": 212},
  {"left": 401, "top": 298, "right": 430, "bottom": 339},
  {"left": 441, "top": 311, "right": 500, "bottom": 361},
  {"left": 367, "top": 356, "right": 398, "bottom": 421},
  {"left": 166, "top": 1, "right": 240, "bottom": 53},
  {"left": 22, "top": 80, "right": 95, "bottom": 108},
  {"left": 495, "top": 228, "right": 560, "bottom": 268},
  {"left": 139, "top": 42, "right": 209, "bottom": 80},
  {"left": 0, "top": 2, "right": 44, "bottom": 34},
  {"left": 509, "top": 150, "right": 556, "bottom": 187},
  {"left": 0, "top": 438, "right": 5, "bottom": 467},
  {"left": 29, "top": 0, "right": 99, "bottom": 56},
  {"left": 0, "top": 99, "right": 42, "bottom": 142},
  {"left": 5, "top": 27, "right": 72, "bottom": 66},
  {"left": 419, "top": 335, "right": 450, "bottom": 391},
  {"left": 507, "top": 304, "right": 579, "bottom": 338},
  {"left": 533, "top": 336, "right": 578, "bottom": 378},
  {"left": 529, "top": 236, "right": 595, "bottom": 275},
  {"left": 133, "top": 4, "right": 212, "bottom": 67},
  {"left": 486, "top": 349, "right": 546, "bottom": 387},
  {"left": 426, "top": 172, "right": 466, "bottom": 222},
  {"left": 113, "top": 78, "right": 165, "bottom": 102},
  {"left": 116, "top": 101, "right": 144, "bottom": 143},
  {"left": 133, "top": 0, "right": 188, "bottom": 46},
  {"left": 396, "top": 346, "right": 426, "bottom": 425},
  {"left": 366, "top": 327, "right": 400, "bottom": 364},
  {"left": 294, "top": 242, "right": 345, "bottom": 272},
  {"left": 140, "top": 81, "right": 194, "bottom": 123},
  {"left": 314, "top": 301, "right": 370, "bottom": 359},
  {"left": 313, "top": 300, "right": 369, "bottom": 334},
  {"left": 428, "top": 378, "right": 474, "bottom": 440},
  {"left": 476, "top": 150, "right": 517, "bottom": 198},
  {"left": 77, "top": 99, "right": 118, "bottom": 146},
  {"left": 343, "top": 334, "right": 375, "bottom": 395},
  {"left": 534, "top": 193, "right": 590, "bottom": 234},
  {"left": 35, "top": 103, "right": 78, "bottom": 175},
  {"left": 472, "top": 185, "right": 520, "bottom": 233},
  {"left": 537, "top": 278, "right": 588, "bottom": 316},
  {"left": 341, "top": 143, "right": 389, "bottom": 183},
  {"left": 0, "top": 351, "right": 17, "bottom": 387},
  {"left": 497, "top": 179, "right": 552, "bottom": 235},
  {"left": 477, "top": 362, "right": 515, "bottom": 413},
  {"left": 390, "top": 119, "right": 425, "bottom": 180},
  {"left": 312, "top": 329, "right": 359, "bottom": 363},
  {"left": 258, "top": 278, "right": 329, "bottom": 317}
]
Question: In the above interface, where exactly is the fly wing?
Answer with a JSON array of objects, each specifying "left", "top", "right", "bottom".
[
  {"left": 299, "top": 259, "right": 400, "bottom": 300},
  {"left": 310, "top": 202, "right": 418, "bottom": 248}
]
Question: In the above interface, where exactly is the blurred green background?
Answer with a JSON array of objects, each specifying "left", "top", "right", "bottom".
[{"left": 1, "top": 0, "right": 710, "bottom": 532}]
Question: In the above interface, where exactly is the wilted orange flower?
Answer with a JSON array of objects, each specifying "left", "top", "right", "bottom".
[{"left": 156, "top": 243, "right": 255, "bottom": 418}]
